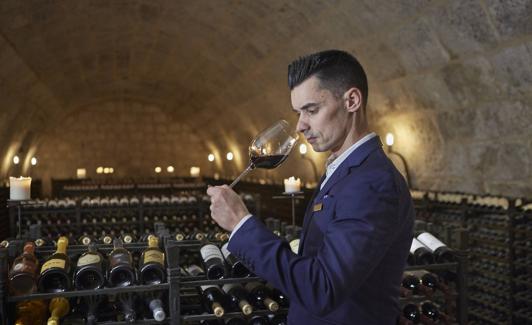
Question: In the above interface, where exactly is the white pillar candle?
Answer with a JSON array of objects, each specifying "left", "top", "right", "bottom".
[
  {"left": 284, "top": 176, "right": 301, "bottom": 193},
  {"left": 9, "top": 176, "right": 32, "bottom": 200}
]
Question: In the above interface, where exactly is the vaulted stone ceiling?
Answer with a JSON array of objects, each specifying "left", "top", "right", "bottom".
[{"left": 1, "top": 1, "right": 531, "bottom": 196}]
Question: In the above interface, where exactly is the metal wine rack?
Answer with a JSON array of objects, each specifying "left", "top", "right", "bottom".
[
  {"left": 6, "top": 197, "right": 224, "bottom": 241},
  {"left": 400, "top": 257, "right": 468, "bottom": 325},
  {"left": 0, "top": 239, "right": 288, "bottom": 325},
  {"left": 411, "top": 190, "right": 532, "bottom": 325}
]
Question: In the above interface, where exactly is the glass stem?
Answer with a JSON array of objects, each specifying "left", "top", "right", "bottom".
[{"left": 229, "top": 163, "right": 255, "bottom": 188}]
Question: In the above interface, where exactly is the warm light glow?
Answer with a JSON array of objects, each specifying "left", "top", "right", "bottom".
[
  {"left": 299, "top": 143, "right": 307, "bottom": 155},
  {"left": 208, "top": 153, "right": 215, "bottom": 162},
  {"left": 96, "top": 166, "right": 103, "bottom": 174},
  {"left": 190, "top": 166, "right": 200, "bottom": 177},
  {"left": 109, "top": 168, "right": 114, "bottom": 173},
  {"left": 13, "top": 155, "right": 20, "bottom": 165},
  {"left": 167, "top": 166, "right": 175, "bottom": 173},
  {"left": 386, "top": 133, "right": 394, "bottom": 146},
  {"left": 226, "top": 152, "right": 233, "bottom": 161},
  {"left": 155, "top": 166, "right": 162, "bottom": 173},
  {"left": 30, "top": 157, "right": 37, "bottom": 166},
  {"left": 103, "top": 167, "right": 110, "bottom": 174},
  {"left": 76, "top": 168, "right": 86, "bottom": 179}
]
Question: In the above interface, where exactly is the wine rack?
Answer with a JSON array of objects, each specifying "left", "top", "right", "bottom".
[
  {"left": 399, "top": 257, "right": 468, "bottom": 325},
  {"left": 412, "top": 190, "right": 532, "bottom": 325},
  {"left": 7, "top": 194, "right": 258, "bottom": 241},
  {"left": 0, "top": 238, "right": 289, "bottom": 325}
]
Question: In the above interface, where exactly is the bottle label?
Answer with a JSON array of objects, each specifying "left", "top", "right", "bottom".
[
  {"left": 289, "top": 239, "right": 300, "bottom": 253},
  {"left": 200, "top": 284, "right": 218, "bottom": 291},
  {"left": 417, "top": 233, "right": 446, "bottom": 252},
  {"left": 144, "top": 251, "right": 164, "bottom": 265},
  {"left": 220, "top": 243, "right": 230, "bottom": 259},
  {"left": 41, "top": 259, "right": 65, "bottom": 273},
  {"left": 77, "top": 254, "right": 101, "bottom": 267},
  {"left": 410, "top": 238, "right": 428, "bottom": 253},
  {"left": 200, "top": 244, "right": 223, "bottom": 262},
  {"left": 186, "top": 264, "right": 204, "bottom": 276}
]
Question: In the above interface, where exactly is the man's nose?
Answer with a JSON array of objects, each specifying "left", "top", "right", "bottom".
[{"left": 296, "top": 115, "right": 308, "bottom": 133}]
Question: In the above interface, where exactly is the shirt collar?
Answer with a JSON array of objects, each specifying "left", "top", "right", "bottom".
[{"left": 325, "top": 132, "right": 377, "bottom": 178}]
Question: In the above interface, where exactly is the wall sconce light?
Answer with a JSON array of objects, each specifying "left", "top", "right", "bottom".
[
  {"left": 167, "top": 166, "right": 175, "bottom": 173},
  {"left": 208, "top": 154, "right": 215, "bottom": 162},
  {"left": 96, "top": 166, "right": 103, "bottom": 174},
  {"left": 13, "top": 155, "right": 20, "bottom": 165},
  {"left": 77, "top": 168, "right": 87, "bottom": 179},
  {"left": 30, "top": 157, "right": 37, "bottom": 166},
  {"left": 299, "top": 143, "right": 319, "bottom": 182},
  {"left": 190, "top": 166, "right": 200, "bottom": 177},
  {"left": 155, "top": 166, "right": 162, "bottom": 173},
  {"left": 226, "top": 152, "right": 233, "bottom": 161},
  {"left": 385, "top": 132, "right": 411, "bottom": 186}
]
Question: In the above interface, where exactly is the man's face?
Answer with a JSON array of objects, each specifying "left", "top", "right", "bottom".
[{"left": 291, "top": 76, "right": 350, "bottom": 153}]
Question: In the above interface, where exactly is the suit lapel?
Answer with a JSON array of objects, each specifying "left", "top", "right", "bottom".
[{"left": 296, "top": 136, "right": 383, "bottom": 254}]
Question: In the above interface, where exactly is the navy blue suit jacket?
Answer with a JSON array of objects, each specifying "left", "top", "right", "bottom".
[{"left": 228, "top": 136, "right": 414, "bottom": 324}]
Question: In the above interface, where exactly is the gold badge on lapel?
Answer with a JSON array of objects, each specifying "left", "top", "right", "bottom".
[{"left": 313, "top": 202, "right": 323, "bottom": 212}]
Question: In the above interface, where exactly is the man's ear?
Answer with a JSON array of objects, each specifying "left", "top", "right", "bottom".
[{"left": 343, "top": 87, "right": 362, "bottom": 113}]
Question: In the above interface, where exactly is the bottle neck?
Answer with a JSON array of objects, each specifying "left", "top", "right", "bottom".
[{"left": 56, "top": 237, "right": 68, "bottom": 255}]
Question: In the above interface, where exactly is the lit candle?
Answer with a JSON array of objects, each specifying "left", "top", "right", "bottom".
[
  {"left": 284, "top": 176, "right": 301, "bottom": 193},
  {"left": 9, "top": 176, "right": 32, "bottom": 200}
]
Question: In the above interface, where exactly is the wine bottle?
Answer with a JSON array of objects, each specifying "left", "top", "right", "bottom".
[
  {"left": 78, "top": 234, "right": 95, "bottom": 246},
  {"left": 122, "top": 233, "right": 136, "bottom": 244},
  {"left": 245, "top": 282, "right": 279, "bottom": 312},
  {"left": 188, "top": 231, "right": 206, "bottom": 241},
  {"left": 221, "top": 242, "right": 251, "bottom": 278},
  {"left": 74, "top": 242, "right": 105, "bottom": 290},
  {"left": 15, "top": 300, "right": 47, "bottom": 325},
  {"left": 38, "top": 236, "right": 71, "bottom": 293},
  {"left": 221, "top": 283, "right": 253, "bottom": 315},
  {"left": 199, "top": 285, "right": 225, "bottom": 317},
  {"left": 100, "top": 234, "right": 113, "bottom": 245},
  {"left": 409, "top": 270, "right": 441, "bottom": 295},
  {"left": 420, "top": 301, "right": 440, "bottom": 322},
  {"left": 47, "top": 297, "right": 70, "bottom": 325},
  {"left": 108, "top": 237, "right": 136, "bottom": 287},
  {"left": 174, "top": 231, "right": 185, "bottom": 241},
  {"left": 145, "top": 294, "right": 166, "bottom": 322},
  {"left": 117, "top": 293, "right": 136, "bottom": 322},
  {"left": 139, "top": 235, "right": 166, "bottom": 285},
  {"left": 200, "top": 242, "right": 226, "bottom": 279},
  {"left": 267, "top": 283, "right": 289, "bottom": 308},
  {"left": 401, "top": 303, "right": 420, "bottom": 324},
  {"left": 410, "top": 238, "right": 434, "bottom": 265},
  {"left": 417, "top": 232, "right": 455, "bottom": 263},
  {"left": 185, "top": 264, "right": 205, "bottom": 276},
  {"left": 400, "top": 274, "right": 420, "bottom": 298},
  {"left": 9, "top": 242, "right": 39, "bottom": 295},
  {"left": 82, "top": 296, "right": 102, "bottom": 325}
]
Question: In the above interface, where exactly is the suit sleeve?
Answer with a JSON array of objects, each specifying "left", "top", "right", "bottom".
[{"left": 227, "top": 179, "right": 402, "bottom": 317}]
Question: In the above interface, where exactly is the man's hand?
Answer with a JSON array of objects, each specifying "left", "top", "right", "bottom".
[{"left": 206, "top": 185, "right": 250, "bottom": 232}]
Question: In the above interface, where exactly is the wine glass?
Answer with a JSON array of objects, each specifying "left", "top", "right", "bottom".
[{"left": 229, "top": 120, "right": 299, "bottom": 188}]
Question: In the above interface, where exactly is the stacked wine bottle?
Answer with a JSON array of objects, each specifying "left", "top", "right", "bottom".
[{"left": 399, "top": 232, "right": 461, "bottom": 325}]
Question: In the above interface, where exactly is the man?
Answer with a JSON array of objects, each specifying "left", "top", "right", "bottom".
[{"left": 207, "top": 50, "right": 414, "bottom": 324}]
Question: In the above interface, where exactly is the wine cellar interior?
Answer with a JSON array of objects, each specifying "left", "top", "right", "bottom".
[{"left": 0, "top": 1, "right": 531, "bottom": 325}]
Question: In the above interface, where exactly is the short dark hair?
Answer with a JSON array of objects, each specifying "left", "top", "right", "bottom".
[{"left": 288, "top": 49, "right": 368, "bottom": 108}]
